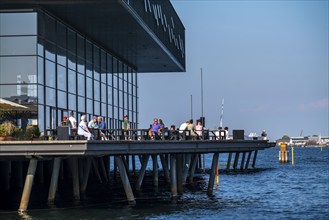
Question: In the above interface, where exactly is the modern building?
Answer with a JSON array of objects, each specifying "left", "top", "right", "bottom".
[{"left": 0, "top": 0, "right": 185, "bottom": 132}]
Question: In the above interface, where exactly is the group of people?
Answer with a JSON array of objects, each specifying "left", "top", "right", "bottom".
[
  {"left": 145, "top": 118, "right": 206, "bottom": 140},
  {"left": 62, "top": 112, "right": 108, "bottom": 140},
  {"left": 214, "top": 126, "right": 230, "bottom": 140},
  {"left": 62, "top": 112, "right": 235, "bottom": 141},
  {"left": 78, "top": 115, "right": 108, "bottom": 140},
  {"left": 146, "top": 118, "right": 233, "bottom": 141}
]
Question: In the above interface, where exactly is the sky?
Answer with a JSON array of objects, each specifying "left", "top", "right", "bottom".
[{"left": 138, "top": 0, "right": 329, "bottom": 141}]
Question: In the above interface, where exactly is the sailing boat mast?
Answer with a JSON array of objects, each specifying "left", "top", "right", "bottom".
[{"left": 219, "top": 98, "right": 224, "bottom": 128}]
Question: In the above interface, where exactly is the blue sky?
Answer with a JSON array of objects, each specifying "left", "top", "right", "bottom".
[{"left": 138, "top": 0, "right": 328, "bottom": 140}]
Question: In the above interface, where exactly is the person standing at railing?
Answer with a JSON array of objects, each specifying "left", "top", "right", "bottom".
[
  {"left": 187, "top": 119, "right": 196, "bottom": 140},
  {"left": 122, "top": 115, "right": 130, "bottom": 140},
  {"left": 195, "top": 120, "right": 203, "bottom": 139},
  {"left": 68, "top": 111, "right": 77, "bottom": 128}
]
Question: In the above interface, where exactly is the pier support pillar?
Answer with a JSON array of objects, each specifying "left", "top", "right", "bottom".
[
  {"left": 152, "top": 154, "right": 159, "bottom": 189},
  {"left": 170, "top": 154, "right": 178, "bottom": 197},
  {"left": 71, "top": 158, "right": 80, "bottom": 200},
  {"left": 245, "top": 151, "right": 252, "bottom": 169},
  {"left": 48, "top": 157, "right": 61, "bottom": 204},
  {"left": 18, "top": 158, "right": 38, "bottom": 213},
  {"left": 92, "top": 158, "right": 102, "bottom": 183},
  {"left": 176, "top": 154, "right": 183, "bottom": 195},
  {"left": 160, "top": 154, "right": 170, "bottom": 183},
  {"left": 189, "top": 153, "right": 198, "bottom": 183},
  {"left": 226, "top": 153, "right": 232, "bottom": 171},
  {"left": 132, "top": 155, "right": 137, "bottom": 177},
  {"left": 136, "top": 155, "right": 150, "bottom": 191},
  {"left": 99, "top": 157, "right": 109, "bottom": 182},
  {"left": 81, "top": 157, "right": 92, "bottom": 193},
  {"left": 233, "top": 152, "right": 240, "bottom": 170},
  {"left": 240, "top": 152, "right": 246, "bottom": 171},
  {"left": 182, "top": 154, "right": 192, "bottom": 184},
  {"left": 105, "top": 156, "right": 111, "bottom": 180},
  {"left": 115, "top": 156, "right": 136, "bottom": 205},
  {"left": 252, "top": 151, "right": 258, "bottom": 168},
  {"left": 207, "top": 153, "right": 219, "bottom": 196}
]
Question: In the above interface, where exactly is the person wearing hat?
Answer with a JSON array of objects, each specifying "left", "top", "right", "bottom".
[
  {"left": 61, "top": 116, "right": 70, "bottom": 126},
  {"left": 122, "top": 115, "right": 130, "bottom": 140}
]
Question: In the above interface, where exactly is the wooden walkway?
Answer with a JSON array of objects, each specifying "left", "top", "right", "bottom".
[{"left": 0, "top": 139, "right": 275, "bottom": 213}]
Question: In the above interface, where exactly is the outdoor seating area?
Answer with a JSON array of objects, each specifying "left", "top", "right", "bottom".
[{"left": 43, "top": 127, "right": 243, "bottom": 141}]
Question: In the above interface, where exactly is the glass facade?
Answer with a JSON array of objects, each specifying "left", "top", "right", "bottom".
[{"left": 0, "top": 9, "right": 138, "bottom": 132}]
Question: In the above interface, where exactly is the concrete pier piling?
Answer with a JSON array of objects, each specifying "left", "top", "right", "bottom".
[
  {"left": 18, "top": 158, "right": 38, "bottom": 213},
  {"left": 233, "top": 152, "right": 240, "bottom": 170},
  {"left": 115, "top": 156, "right": 136, "bottom": 205},
  {"left": 207, "top": 153, "right": 219, "bottom": 196},
  {"left": 170, "top": 154, "right": 178, "bottom": 197},
  {"left": 245, "top": 151, "right": 252, "bottom": 169},
  {"left": 252, "top": 150, "right": 258, "bottom": 168},
  {"left": 48, "top": 157, "right": 61, "bottom": 204}
]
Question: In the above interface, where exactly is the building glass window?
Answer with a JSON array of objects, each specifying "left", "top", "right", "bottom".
[
  {"left": 0, "top": 9, "right": 138, "bottom": 131},
  {"left": 68, "top": 94, "right": 76, "bottom": 111},
  {"left": 0, "top": 36, "right": 37, "bottom": 55},
  {"left": 57, "top": 64, "right": 67, "bottom": 92},
  {"left": 68, "top": 69, "right": 76, "bottom": 94},
  {"left": 0, "top": 12, "right": 37, "bottom": 35},
  {"left": 77, "top": 73, "right": 85, "bottom": 95},
  {"left": 45, "top": 60, "right": 56, "bottom": 88},
  {"left": 0, "top": 56, "right": 37, "bottom": 84}
]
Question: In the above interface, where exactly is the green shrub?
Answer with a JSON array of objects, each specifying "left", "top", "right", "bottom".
[{"left": 0, "top": 121, "right": 16, "bottom": 137}]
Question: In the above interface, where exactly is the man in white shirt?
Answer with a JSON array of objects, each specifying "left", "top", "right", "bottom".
[{"left": 69, "top": 111, "right": 77, "bottom": 128}]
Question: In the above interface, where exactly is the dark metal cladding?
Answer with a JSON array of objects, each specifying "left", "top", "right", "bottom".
[{"left": 0, "top": 0, "right": 186, "bottom": 72}]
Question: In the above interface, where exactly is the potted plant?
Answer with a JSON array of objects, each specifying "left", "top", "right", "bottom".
[
  {"left": 25, "top": 125, "right": 40, "bottom": 140},
  {"left": 0, "top": 120, "right": 17, "bottom": 141}
]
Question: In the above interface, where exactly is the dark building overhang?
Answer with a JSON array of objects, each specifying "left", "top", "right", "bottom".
[{"left": 0, "top": 0, "right": 186, "bottom": 73}]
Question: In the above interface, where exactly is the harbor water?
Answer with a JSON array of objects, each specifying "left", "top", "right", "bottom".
[{"left": 1, "top": 147, "right": 328, "bottom": 219}]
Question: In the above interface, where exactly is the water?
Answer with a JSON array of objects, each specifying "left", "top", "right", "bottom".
[{"left": 1, "top": 147, "right": 328, "bottom": 219}]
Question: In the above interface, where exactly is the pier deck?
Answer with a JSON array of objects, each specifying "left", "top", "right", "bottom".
[{"left": 0, "top": 140, "right": 273, "bottom": 156}]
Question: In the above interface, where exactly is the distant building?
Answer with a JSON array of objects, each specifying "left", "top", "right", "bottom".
[
  {"left": 276, "top": 135, "right": 329, "bottom": 146},
  {"left": 0, "top": 0, "right": 185, "bottom": 131}
]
